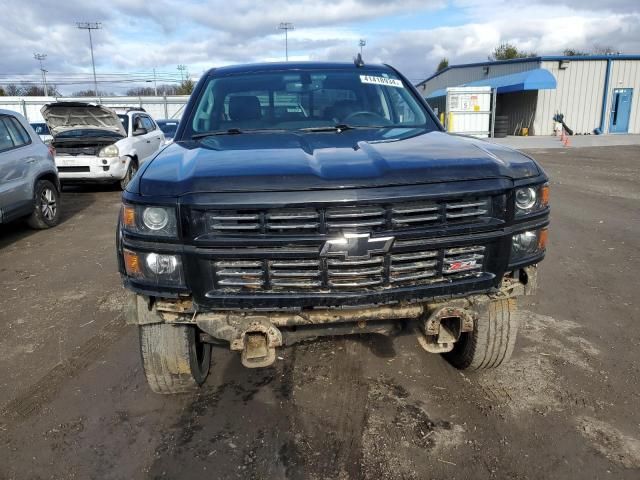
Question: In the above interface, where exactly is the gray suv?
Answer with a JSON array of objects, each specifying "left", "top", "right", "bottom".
[{"left": 0, "top": 109, "right": 61, "bottom": 229}]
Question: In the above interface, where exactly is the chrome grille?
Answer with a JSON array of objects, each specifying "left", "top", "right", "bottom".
[
  {"left": 389, "top": 250, "right": 439, "bottom": 283},
  {"left": 445, "top": 199, "right": 490, "bottom": 222},
  {"left": 196, "top": 196, "right": 493, "bottom": 235},
  {"left": 327, "top": 256, "right": 385, "bottom": 287},
  {"left": 267, "top": 209, "right": 320, "bottom": 232},
  {"left": 270, "top": 259, "right": 321, "bottom": 288},
  {"left": 325, "top": 206, "right": 386, "bottom": 230},
  {"left": 391, "top": 202, "right": 441, "bottom": 228},
  {"left": 211, "top": 244, "right": 486, "bottom": 291},
  {"left": 215, "top": 260, "right": 264, "bottom": 287}
]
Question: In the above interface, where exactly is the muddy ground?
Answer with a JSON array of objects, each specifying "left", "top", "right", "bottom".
[{"left": 1, "top": 145, "right": 639, "bottom": 479}]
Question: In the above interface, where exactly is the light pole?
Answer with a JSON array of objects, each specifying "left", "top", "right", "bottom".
[
  {"left": 177, "top": 64, "right": 186, "bottom": 83},
  {"left": 359, "top": 39, "right": 366, "bottom": 56},
  {"left": 278, "top": 22, "right": 295, "bottom": 61},
  {"left": 153, "top": 68, "right": 158, "bottom": 96},
  {"left": 76, "top": 22, "right": 102, "bottom": 96},
  {"left": 33, "top": 53, "right": 49, "bottom": 96}
]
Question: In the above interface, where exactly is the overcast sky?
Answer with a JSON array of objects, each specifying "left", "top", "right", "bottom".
[{"left": 1, "top": 0, "right": 639, "bottom": 94}]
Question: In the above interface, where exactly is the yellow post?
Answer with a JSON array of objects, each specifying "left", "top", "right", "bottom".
[
  {"left": 447, "top": 112, "right": 454, "bottom": 132},
  {"left": 439, "top": 112, "right": 444, "bottom": 125}
]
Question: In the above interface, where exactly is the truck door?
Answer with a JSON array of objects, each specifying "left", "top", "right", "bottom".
[
  {"left": 132, "top": 114, "right": 153, "bottom": 160},
  {"left": 141, "top": 115, "right": 162, "bottom": 156}
]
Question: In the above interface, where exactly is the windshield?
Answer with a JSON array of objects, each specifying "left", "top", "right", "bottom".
[
  {"left": 117, "top": 114, "right": 130, "bottom": 134},
  {"left": 31, "top": 123, "right": 50, "bottom": 135},
  {"left": 157, "top": 120, "right": 179, "bottom": 138},
  {"left": 185, "top": 68, "right": 436, "bottom": 137},
  {"left": 55, "top": 129, "right": 124, "bottom": 139}
]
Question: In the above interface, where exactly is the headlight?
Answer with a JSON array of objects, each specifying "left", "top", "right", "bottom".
[
  {"left": 123, "top": 249, "right": 184, "bottom": 286},
  {"left": 143, "top": 207, "right": 169, "bottom": 231},
  {"left": 99, "top": 144, "right": 119, "bottom": 157},
  {"left": 511, "top": 228, "right": 548, "bottom": 262},
  {"left": 515, "top": 184, "right": 549, "bottom": 216},
  {"left": 121, "top": 204, "right": 177, "bottom": 237}
]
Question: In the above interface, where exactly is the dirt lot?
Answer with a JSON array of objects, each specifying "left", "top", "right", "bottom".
[{"left": 1, "top": 146, "right": 639, "bottom": 480}]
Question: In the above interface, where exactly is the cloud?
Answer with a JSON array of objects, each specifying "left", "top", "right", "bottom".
[{"left": 0, "top": 0, "right": 638, "bottom": 93}]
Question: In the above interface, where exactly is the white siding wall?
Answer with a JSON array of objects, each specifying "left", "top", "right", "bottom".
[
  {"left": 606, "top": 60, "right": 640, "bottom": 134},
  {"left": 419, "top": 61, "right": 540, "bottom": 97},
  {"left": 536, "top": 60, "right": 607, "bottom": 135},
  {"left": 421, "top": 58, "right": 640, "bottom": 135}
]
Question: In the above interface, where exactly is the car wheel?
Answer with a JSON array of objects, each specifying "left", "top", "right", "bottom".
[
  {"left": 139, "top": 321, "right": 212, "bottom": 394},
  {"left": 120, "top": 159, "right": 138, "bottom": 190},
  {"left": 444, "top": 298, "right": 519, "bottom": 370},
  {"left": 27, "top": 179, "right": 60, "bottom": 229}
]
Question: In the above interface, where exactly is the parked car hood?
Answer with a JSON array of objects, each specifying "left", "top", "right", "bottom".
[
  {"left": 41, "top": 102, "right": 126, "bottom": 137},
  {"left": 135, "top": 129, "right": 542, "bottom": 196}
]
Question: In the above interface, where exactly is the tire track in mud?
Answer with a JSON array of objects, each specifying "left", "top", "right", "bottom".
[
  {"left": 147, "top": 350, "right": 295, "bottom": 479},
  {"left": 0, "top": 314, "right": 128, "bottom": 425},
  {"left": 279, "top": 338, "right": 370, "bottom": 480}
]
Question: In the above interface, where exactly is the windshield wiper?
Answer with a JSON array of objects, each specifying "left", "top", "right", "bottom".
[
  {"left": 192, "top": 128, "right": 286, "bottom": 139},
  {"left": 298, "top": 124, "right": 389, "bottom": 133}
]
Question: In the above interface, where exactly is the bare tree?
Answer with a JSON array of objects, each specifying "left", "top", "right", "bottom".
[
  {"left": 593, "top": 45, "right": 618, "bottom": 55},
  {"left": 70, "top": 89, "right": 113, "bottom": 97},
  {"left": 3, "top": 84, "right": 22, "bottom": 96},
  {"left": 563, "top": 48, "right": 589, "bottom": 56}
]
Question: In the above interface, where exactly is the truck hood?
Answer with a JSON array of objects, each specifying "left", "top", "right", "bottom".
[
  {"left": 41, "top": 102, "right": 126, "bottom": 137},
  {"left": 136, "top": 129, "right": 541, "bottom": 196}
]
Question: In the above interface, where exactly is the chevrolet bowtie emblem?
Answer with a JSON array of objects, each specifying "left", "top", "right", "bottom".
[{"left": 320, "top": 233, "right": 395, "bottom": 260}]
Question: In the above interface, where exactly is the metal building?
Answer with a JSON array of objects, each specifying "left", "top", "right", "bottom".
[{"left": 416, "top": 55, "right": 640, "bottom": 136}]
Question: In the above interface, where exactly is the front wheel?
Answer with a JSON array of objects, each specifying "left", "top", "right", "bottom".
[
  {"left": 139, "top": 323, "right": 212, "bottom": 394},
  {"left": 119, "top": 158, "right": 138, "bottom": 190},
  {"left": 27, "top": 179, "right": 60, "bottom": 229},
  {"left": 444, "top": 298, "right": 519, "bottom": 370}
]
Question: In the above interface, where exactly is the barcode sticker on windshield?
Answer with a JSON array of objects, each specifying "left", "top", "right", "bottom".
[{"left": 359, "top": 75, "right": 403, "bottom": 88}]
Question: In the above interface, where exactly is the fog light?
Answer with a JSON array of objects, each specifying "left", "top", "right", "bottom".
[
  {"left": 145, "top": 253, "right": 178, "bottom": 275},
  {"left": 512, "top": 231, "right": 538, "bottom": 255},
  {"left": 142, "top": 207, "right": 169, "bottom": 230}
]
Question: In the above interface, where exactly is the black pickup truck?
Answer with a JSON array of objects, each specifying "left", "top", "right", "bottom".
[{"left": 117, "top": 60, "right": 549, "bottom": 394}]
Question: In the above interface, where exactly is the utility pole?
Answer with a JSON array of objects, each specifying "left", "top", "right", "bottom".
[
  {"left": 76, "top": 22, "right": 102, "bottom": 97},
  {"left": 359, "top": 39, "right": 366, "bottom": 56},
  {"left": 177, "top": 64, "right": 186, "bottom": 83},
  {"left": 278, "top": 22, "right": 295, "bottom": 61},
  {"left": 153, "top": 68, "right": 158, "bottom": 96},
  {"left": 33, "top": 53, "right": 49, "bottom": 96}
]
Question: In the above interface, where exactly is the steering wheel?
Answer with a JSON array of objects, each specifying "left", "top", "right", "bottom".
[{"left": 342, "top": 111, "right": 387, "bottom": 124}]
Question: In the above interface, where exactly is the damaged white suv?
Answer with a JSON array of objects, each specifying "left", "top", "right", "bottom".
[{"left": 42, "top": 103, "right": 164, "bottom": 189}]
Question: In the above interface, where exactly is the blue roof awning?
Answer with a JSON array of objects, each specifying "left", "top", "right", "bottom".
[{"left": 426, "top": 68, "right": 556, "bottom": 98}]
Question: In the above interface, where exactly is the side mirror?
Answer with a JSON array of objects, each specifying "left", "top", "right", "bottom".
[{"left": 133, "top": 127, "right": 148, "bottom": 136}]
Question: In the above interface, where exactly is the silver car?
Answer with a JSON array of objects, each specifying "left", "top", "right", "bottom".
[{"left": 0, "top": 109, "right": 61, "bottom": 229}]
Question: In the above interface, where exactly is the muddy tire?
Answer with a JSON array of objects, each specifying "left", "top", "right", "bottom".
[
  {"left": 444, "top": 298, "right": 518, "bottom": 370},
  {"left": 119, "top": 158, "right": 138, "bottom": 190},
  {"left": 27, "top": 179, "right": 60, "bottom": 229},
  {"left": 139, "top": 323, "right": 211, "bottom": 394}
]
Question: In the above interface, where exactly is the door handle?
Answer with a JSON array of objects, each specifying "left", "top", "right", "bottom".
[
  {"left": 26, "top": 159, "right": 36, "bottom": 163},
  {"left": 146, "top": 140, "right": 151, "bottom": 143}
]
